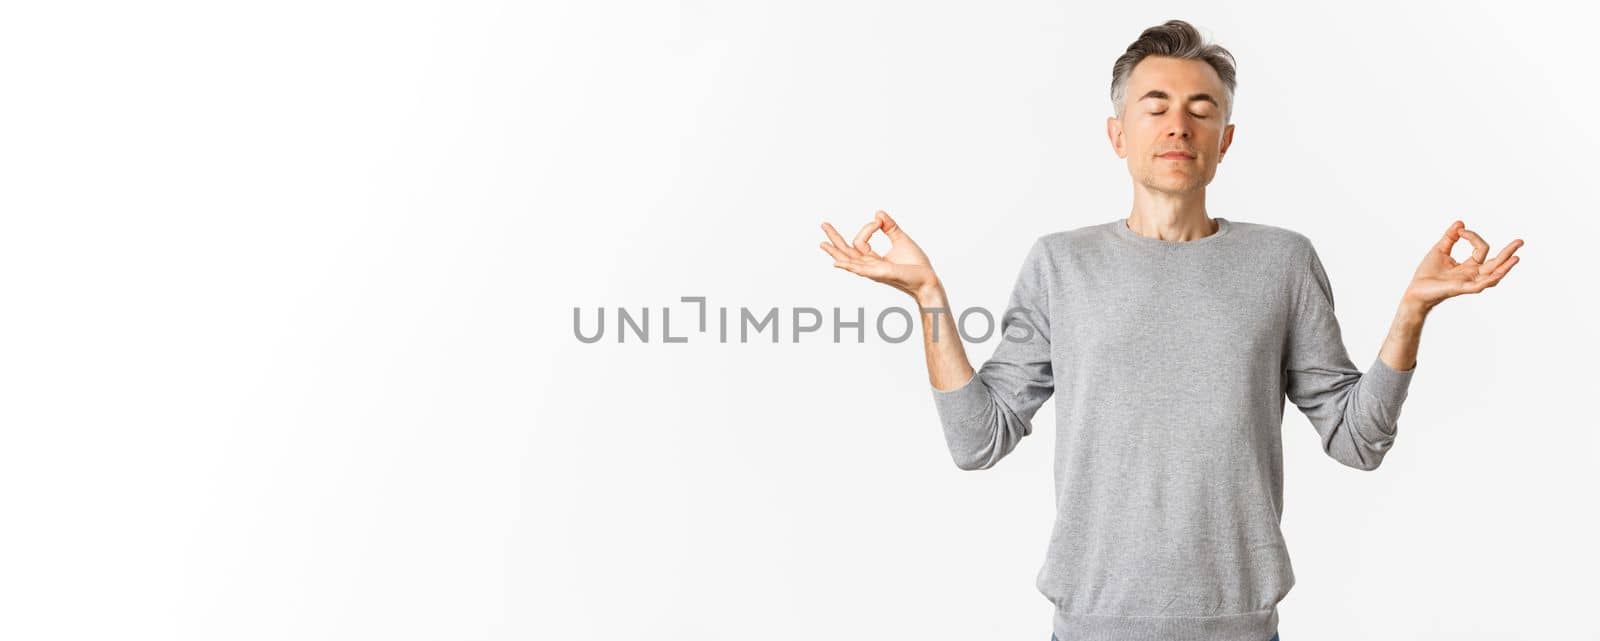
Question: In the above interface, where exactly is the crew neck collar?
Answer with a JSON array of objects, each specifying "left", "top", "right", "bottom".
[{"left": 1110, "top": 216, "right": 1232, "bottom": 249}]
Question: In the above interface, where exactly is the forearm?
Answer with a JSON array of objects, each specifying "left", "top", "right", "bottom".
[
  {"left": 1377, "top": 297, "right": 1430, "bottom": 372},
  {"left": 914, "top": 280, "right": 976, "bottom": 391}
]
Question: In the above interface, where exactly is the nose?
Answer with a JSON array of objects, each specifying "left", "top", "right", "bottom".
[{"left": 1163, "top": 112, "right": 1192, "bottom": 139}]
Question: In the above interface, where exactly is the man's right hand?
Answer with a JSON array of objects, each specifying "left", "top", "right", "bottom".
[
  {"left": 821, "top": 210, "right": 974, "bottom": 396},
  {"left": 819, "top": 210, "right": 941, "bottom": 302}
]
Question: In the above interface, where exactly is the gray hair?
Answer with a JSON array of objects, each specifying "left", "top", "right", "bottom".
[{"left": 1110, "top": 19, "right": 1237, "bottom": 122}]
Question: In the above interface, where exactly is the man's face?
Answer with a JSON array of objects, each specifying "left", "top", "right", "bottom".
[{"left": 1107, "top": 56, "right": 1235, "bottom": 196}]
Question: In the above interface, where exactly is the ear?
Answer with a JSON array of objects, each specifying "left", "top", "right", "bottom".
[
  {"left": 1218, "top": 122, "right": 1235, "bottom": 162},
  {"left": 1107, "top": 115, "right": 1126, "bottom": 159}
]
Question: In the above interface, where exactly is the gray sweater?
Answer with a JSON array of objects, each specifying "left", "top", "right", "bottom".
[{"left": 930, "top": 217, "right": 1415, "bottom": 641}]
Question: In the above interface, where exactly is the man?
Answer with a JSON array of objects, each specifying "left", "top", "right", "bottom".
[{"left": 817, "top": 19, "right": 1522, "bottom": 641}]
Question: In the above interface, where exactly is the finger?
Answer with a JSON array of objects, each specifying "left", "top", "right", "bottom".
[
  {"left": 1459, "top": 228, "right": 1490, "bottom": 264},
  {"left": 877, "top": 210, "right": 908, "bottom": 239},
  {"left": 821, "top": 222, "right": 861, "bottom": 259},
  {"left": 1467, "top": 255, "right": 1520, "bottom": 292},
  {"left": 1485, "top": 238, "right": 1524, "bottom": 268},
  {"left": 1485, "top": 255, "right": 1520, "bottom": 286},
  {"left": 1432, "top": 220, "right": 1464, "bottom": 254},
  {"left": 835, "top": 258, "right": 870, "bottom": 276},
  {"left": 852, "top": 220, "right": 882, "bottom": 256},
  {"left": 819, "top": 240, "right": 849, "bottom": 262}
]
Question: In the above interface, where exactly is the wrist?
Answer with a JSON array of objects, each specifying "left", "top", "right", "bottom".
[
  {"left": 913, "top": 279, "right": 947, "bottom": 307},
  {"left": 1397, "top": 295, "right": 1432, "bottom": 324}
]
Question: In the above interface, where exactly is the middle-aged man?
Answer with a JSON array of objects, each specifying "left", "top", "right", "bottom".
[{"left": 817, "top": 19, "right": 1522, "bottom": 641}]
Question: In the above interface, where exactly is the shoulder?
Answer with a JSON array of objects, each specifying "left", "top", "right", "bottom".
[
  {"left": 1031, "top": 221, "right": 1115, "bottom": 258},
  {"left": 1226, "top": 219, "right": 1333, "bottom": 283},
  {"left": 1227, "top": 219, "right": 1316, "bottom": 256},
  {"left": 1233, "top": 221, "right": 1343, "bottom": 308}
]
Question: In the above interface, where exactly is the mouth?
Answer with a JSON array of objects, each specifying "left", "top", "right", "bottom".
[{"left": 1158, "top": 152, "right": 1195, "bottom": 160}]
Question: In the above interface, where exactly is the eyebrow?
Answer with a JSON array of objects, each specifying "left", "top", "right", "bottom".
[{"left": 1137, "top": 90, "right": 1220, "bottom": 108}]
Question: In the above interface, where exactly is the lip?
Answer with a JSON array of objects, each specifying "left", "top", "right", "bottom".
[{"left": 1158, "top": 152, "right": 1195, "bottom": 160}]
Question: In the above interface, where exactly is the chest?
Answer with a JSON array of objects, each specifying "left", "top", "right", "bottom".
[{"left": 1052, "top": 256, "right": 1291, "bottom": 374}]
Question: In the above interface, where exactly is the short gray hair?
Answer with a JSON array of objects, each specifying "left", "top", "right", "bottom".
[{"left": 1110, "top": 19, "right": 1237, "bottom": 121}]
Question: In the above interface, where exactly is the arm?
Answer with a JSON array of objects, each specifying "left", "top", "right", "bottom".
[
  {"left": 912, "top": 281, "right": 975, "bottom": 394},
  {"left": 1376, "top": 303, "right": 1427, "bottom": 373},
  {"left": 819, "top": 211, "right": 1053, "bottom": 470},
  {"left": 1284, "top": 240, "right": 1417, "bottom": 471},
  {"left": 1287, "top": 220, "right": 1523, "bottom": 471},
  {"left": 922, "top": 240, "right": 1054, "bottom": 470}
]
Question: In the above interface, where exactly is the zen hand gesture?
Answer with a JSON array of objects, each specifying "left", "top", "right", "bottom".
[
  {"left": 819, "top": 210, "right": 940, "bottom": 300},
  {"left": 1404, "top": 220, "right": 1524, "bottom": 312}
]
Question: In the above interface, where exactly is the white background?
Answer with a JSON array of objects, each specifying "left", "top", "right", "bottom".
[{"left": 2, "top": 1, "right": 1596, "bottom": 640}]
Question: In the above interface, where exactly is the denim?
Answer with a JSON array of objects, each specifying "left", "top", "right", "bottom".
[{"left": 1050, "top": 634, "right": 1279, "bottom": 641}]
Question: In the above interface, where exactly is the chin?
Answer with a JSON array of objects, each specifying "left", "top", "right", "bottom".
[
  {"left": 1142, "top": 178, "right": 1205, "bottom": 195},
  {"left": 1146, "top": 174, "right": 1195, "bottom": 189}
]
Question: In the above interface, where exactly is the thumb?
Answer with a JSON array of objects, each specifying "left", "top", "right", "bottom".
[{"left": 877, "top": 210, "right": 908, "bottom": 239}]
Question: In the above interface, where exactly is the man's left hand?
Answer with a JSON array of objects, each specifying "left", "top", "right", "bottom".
[{"left": 1403, "top": 219, "right": 1524, "bottom": 313}]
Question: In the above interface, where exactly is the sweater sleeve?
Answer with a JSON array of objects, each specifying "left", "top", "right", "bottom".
[
  {"left": 1284, "top": 238, "right": 1417, "bottom": 471},
  {"left": 930, "top": 238, "right": 1056, "bottom": 471}
]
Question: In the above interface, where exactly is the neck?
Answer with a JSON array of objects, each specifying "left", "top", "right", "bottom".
[{"left": 1125, "top": 183, "right": 1216, "bottom": 241}]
